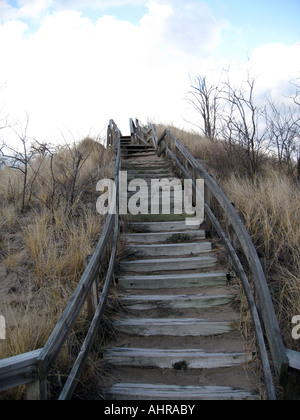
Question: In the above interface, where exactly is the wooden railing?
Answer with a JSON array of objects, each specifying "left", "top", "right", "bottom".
[
  {"left": 1, "top": 117, "right": 300, "bottom": 400},
  {"left": 130, "top": 118, "right": 159, "bottom": 152},
  {"left": 0, "top": 120, "right": 121, "bottom": 400},
  {"left": 143, "top": 122, "right": 300, "bottom": 400}
]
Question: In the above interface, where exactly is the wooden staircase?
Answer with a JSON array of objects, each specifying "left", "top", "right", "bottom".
[{"left": 104, "top": 137, "right": 260, "bottom": 400}]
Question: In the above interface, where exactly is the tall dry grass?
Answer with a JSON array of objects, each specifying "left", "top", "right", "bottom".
[
  {"left": 163, "top": 124, "right": 300, "bottom": 351},
  {"left": 0, "top": 137, "right": 113, "bottom": 399},
  {"left": 222, "top": 171, "right": 300, "bottom": 348}
]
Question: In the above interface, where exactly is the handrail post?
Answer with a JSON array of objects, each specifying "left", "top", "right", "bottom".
[{"left": 153, "top": 121, "right": 290, "bottom": 390}]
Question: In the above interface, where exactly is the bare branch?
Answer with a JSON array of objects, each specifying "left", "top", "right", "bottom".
[{"left": 187, "top": 75, "right": 221, "bottom": 140}]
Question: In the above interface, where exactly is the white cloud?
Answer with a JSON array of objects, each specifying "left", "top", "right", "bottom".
[
  {"left": 162, "top": 1, "right": 229, "bottom": 55},
  {"left": 0, "top": 0, "right": 52, "bottom": 22},
  {"left": 54, "top": 0, "right": 149, "bottom": 11},
  {"left": 249, "top": 43, "right": 300, "bottom": 96},
  {"left": 0, "top": 4, "right": 194, "bottom": 141},
  {"left": 0, "top": 2, "right": 299, "bottom": 146},
  {"left": 17, "top": 0, "right": 52, "bottom": 18}
]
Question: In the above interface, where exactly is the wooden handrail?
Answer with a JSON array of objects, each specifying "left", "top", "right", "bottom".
[
  {"left": 2, "top": 118, "right": 299, "bottom": 400},
  {"left": 59, "top": 165, "right": 121, "bottom": 400},
  {"left": 204, "top": 204, "right": 276, "bottom": 400},
  {"left": 0, "top": 349, "right": 42, "bottom": 396},
  {"left": 37, "top": 121, "right": 121, "bottom": 399},
  {"left": 154, "top": 125, "right": 292, "bottom": 390},
  {"left": 0, "top": 120, "right": 122, "bottom": 400},
  {"left": 134, "top": 120, "right": 159, "bottom": 153}
]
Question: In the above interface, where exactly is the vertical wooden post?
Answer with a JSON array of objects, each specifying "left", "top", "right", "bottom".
[
  {"left": 25, "top": 380, "right": 41, "bottom": 400},
  {"left": 87, "top": 281, "right": 98, "bottom": 322},
  {"left": 205, "top": 187, "right": 214, "bottom": 238},
  {"left": 284, "top": 369, "right": 300, "bottom": 400},
  {"left": 84, "top": 256, "right": 98, "bottom": 322}
]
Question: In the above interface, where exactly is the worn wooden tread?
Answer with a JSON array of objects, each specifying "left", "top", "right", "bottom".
[
  {"left": 126, "top": 172, "right": 174, "bottom": 178},
  {"left": 113, "top": 318, "right": 234, "bottom": 336},
  {"left": 126, "top": 169, "right": 173, "bottom": 175},
  {"left": 122, "top": 160, "right": 171, "bottom": 166},
  {"left": 119, "top": 293, "right": 234, "bottom": 310},
  {"left": 120, "top": 256, "right": 218, "bottom": 272},
  {"left": 124, "top": 152, "right": 157, "bottom": 158},
  {"left": 121, "top": 194, "right": 185, "bottom": 205},
  {"left": 103, "top": 347, "right": 252, "bottom": 369},
  {"left": 129, "top": 221, "right": 201, "bottom": 232},
  {"left": 121, "top": 144, "right": 153, "bottom": 148},
  {"left": 123, "top": 230, "right": 206, "bottom": 244},
  {"left": 118, "top": 272, "right": 228, "bottom": 290},
  {"left": 129, "top": 242, "right": 212, "bottom": 257},
  {"left": 106, "top": 383, "right": 259, "bottom": 400}
]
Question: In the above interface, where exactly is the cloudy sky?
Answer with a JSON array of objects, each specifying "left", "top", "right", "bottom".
[{"left": 0, "top": 0, "right": 299, "bottom": 144}]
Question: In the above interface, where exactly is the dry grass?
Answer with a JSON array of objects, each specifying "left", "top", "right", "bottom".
[
  {"left": 0, "top": 136, "right": 113, "bottom": 399},
  {"left": 164, "top": 124, "right": 300, "bottom": 352},
  {"left": 222, "top": 171, "right": 300, "bottom": 348}
]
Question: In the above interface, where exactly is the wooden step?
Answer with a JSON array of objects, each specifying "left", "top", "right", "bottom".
[
  {"left": 123, "top": 152, "right": 157, "bottom": 158},
  {"left": 103, "top": 347, "right": 252, "bottom": 369},
  {"left": 129, "top": 221, "right": 201, "bottom": 232},
  {"left": 126, "top": 175, "right": 178, "bottom": 182},
  {"left": 121, "top": 192, "right": 184, "bottom": 204},
  {"left": 126, "top": 174, "right": 175, "bottom": 181},
  {"left": 121, "top": 144, "right": 152, "bottom": 148},
  {"left": 119, "top": 293, "right": 234, "bottom": 310},
  {"left": 113, "top": 318, "right": 234, "bottom": 337},
  {"left": 118, "top": 272, "right": 228, "bottom": 290},
  {"left": 106, "top": 383, "right": 259, "bottom": 400},
  {"left": 122, "top": 149, "right": 154, "bottom": 155},
  {"left": 129, "top": 242, "right": 211, "bottom": 257},
  {"left": 126, "top": 169, "right": 173, "bottom": 176},
  {"left": 123, "top": 230, "right": 206, "bottom": 244},
  {"left": 122, "top": 163, "right": 173, "bottom": 170},
  {"left": 123, "top": 214, "right": 197, "bottom": 223},
  {"left": 120, "top": 255, "right": 218, "bottom": 273}
]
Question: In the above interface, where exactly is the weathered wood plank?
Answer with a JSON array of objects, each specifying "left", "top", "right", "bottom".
[
  {"left": 119, "top": 293, "right": 234, "bottom": 310},
  {"left": 106, "top": 383, "right": 259, "bottom": 400},
  {"left": 121, "top": 255, "right": 217, "bottom": 273},
  {"left": 123, "top": 230, "right": 205, "bottom": 244},
  {"left": 130, "top": 242, "right": 211, "bottom": 257},
  {"left": 0, "top": 349, "right": 42, "bottom": 392},
  {"left": 114, "top": 318, "right": 234, "bottom": 337},
  {"left": 103, "top": 348, "right": 252, "bottom": 369},
  {"left": 118, "top": 272, "right": 228, "bottom": 290},
  {"left": 129, "top": 221, "right": 200, "bottom": 232}
]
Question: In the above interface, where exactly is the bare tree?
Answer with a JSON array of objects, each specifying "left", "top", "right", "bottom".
[
  {"left": 187, "top": 75, "right": 221, "bottom": 140},
  {"left": 221, "top": 76, "right": 269, "bottom": 177},
  {"left": 0, "top": 112, "right": 11, "bottom": 166},
  {"left": 27, "top": 141, "right": 57, "bottom": 213},
  {"left": 1, "top": 116, "right": 34, "bottom": 212},
  {"left": 266, "top": 98, "right": 300, "bottom": 174},
  {"left": 290, "top": 78, "right": 300, "bottom": 106}
]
